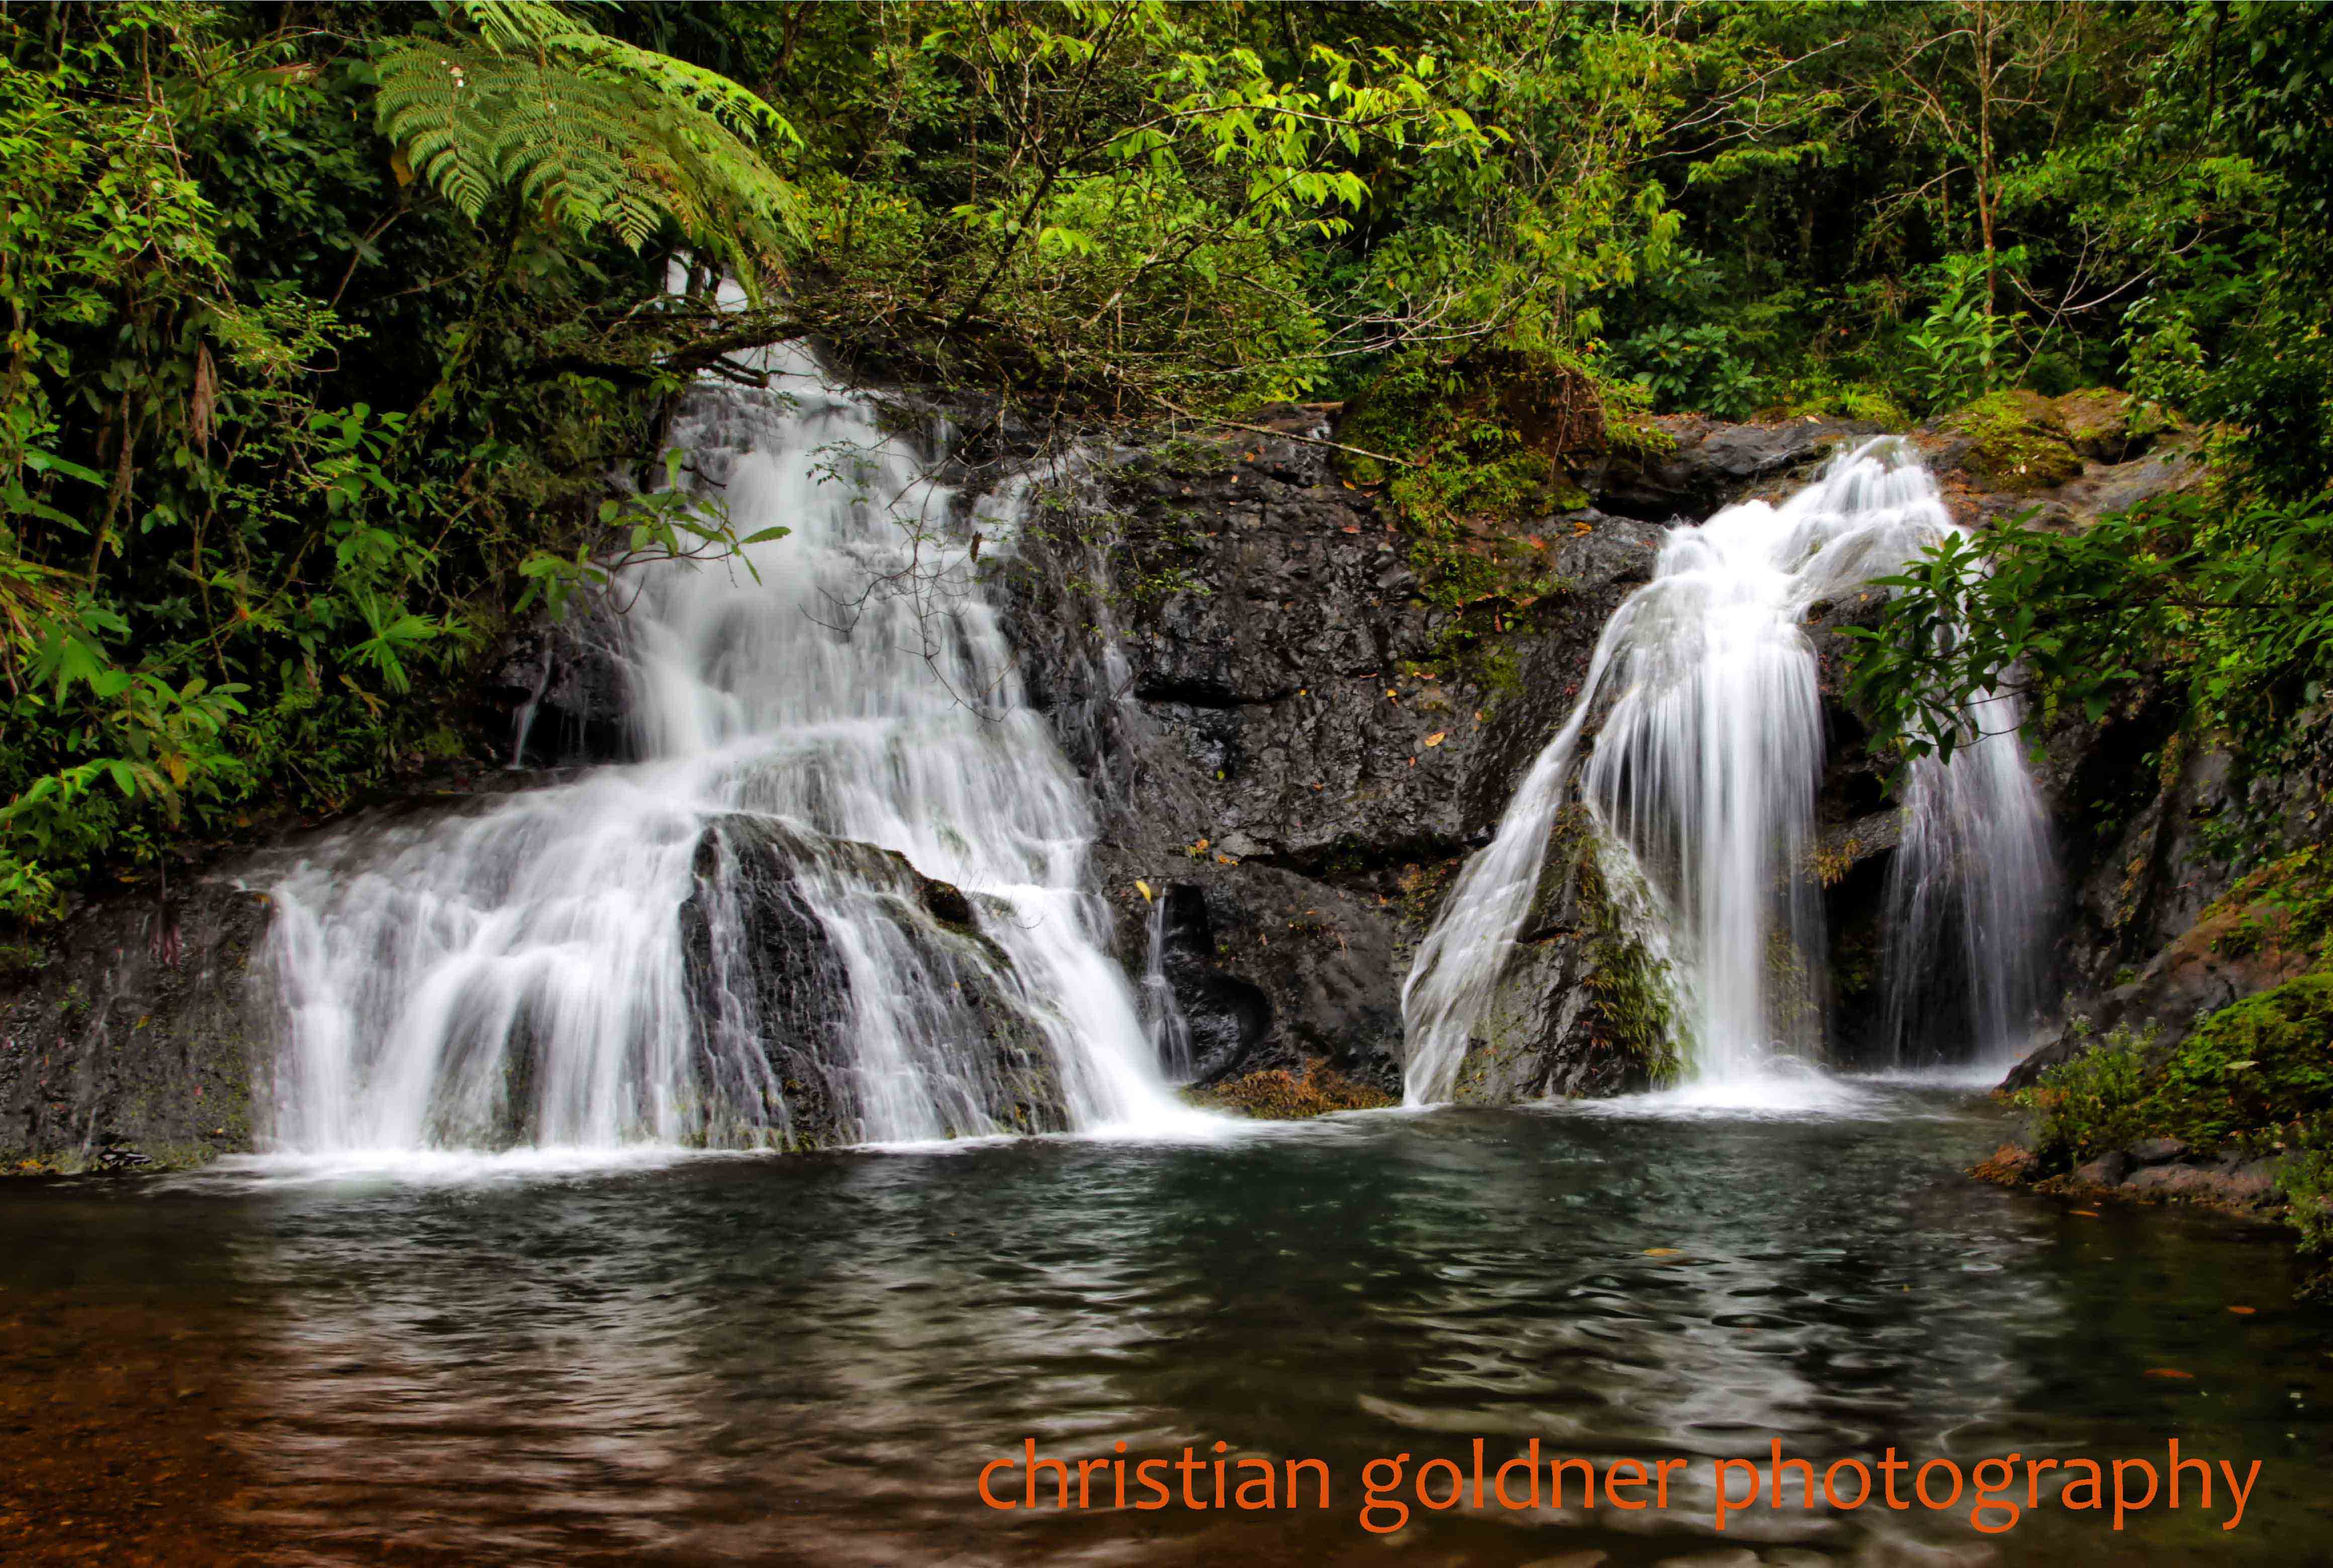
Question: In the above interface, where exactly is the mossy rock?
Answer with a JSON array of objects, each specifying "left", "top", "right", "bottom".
[
  {"left": 2025, "top": 971, "right": 2333, "bottom": 1163},
  {"left": 2143, "top": 973, "right": 2333, "bottom": 1147},
  {"left": 1946, "top": 389, "right": 2084, "bottom": 492},
  {"left": 2052, "top": 387, "right": 2138, "bottom": 463}
]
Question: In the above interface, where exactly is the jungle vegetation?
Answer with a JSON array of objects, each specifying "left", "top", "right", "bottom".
[{"left": 2, "top": 0, "right": 2328, "bottom": 923}]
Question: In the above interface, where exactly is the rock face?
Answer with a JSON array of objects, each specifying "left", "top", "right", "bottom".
[
  {"left": 1444, "top": 810, "right": 1677, "bottom": 1103},
  {"left": 1002, "top": 426, "right": 1678, "bottom": 1097},
  {"left": 1140, "top": 885, "right": 1273, "bottom": 1085},
  {"left": 678, "top": 814, "right": 1067, "bottom": 1146},
  {"left": 0, "top": 387, "right": 2225, "bottom": 1150},
  {"left": 2009, "top": 711, "right": 2333, "bottom": 1090},
  {"left": 485, "top": 614, "right": 634, "bottom": 767},
  {"left": 1008, "top": 395, "right": 2208, "bottom": 1105},
  {"left": 1590, "top": 415, "right": 1882, "bottom": 520},
  {"left": 0, "top": 872, "right": 273, "bottom": 1170}
]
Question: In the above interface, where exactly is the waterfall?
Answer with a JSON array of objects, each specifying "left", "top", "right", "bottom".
[
  {"left": 1882, "top": 725, "right": 2052, "bottom": 1067},
  {"left": 262, "top": 346, "right": 1197, "bottom": 1153},
  {"left": 1402, "top": 438, "right": 2050, "bottom": 1104}
]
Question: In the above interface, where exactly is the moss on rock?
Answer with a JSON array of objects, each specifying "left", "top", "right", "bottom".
[{"left": 1946, "top": 389, "right": 2085, "bottom": 491}]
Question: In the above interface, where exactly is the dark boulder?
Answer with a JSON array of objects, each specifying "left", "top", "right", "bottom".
[
  {"left": 487, "top": 616, "right": 634, "bottom": 767},
  {"left": 1145, "top": 884, "right": 1273, "bottom": 1084},
  {"left": 1589, "top": 415, "right": 1879, "bottom": 520},
  {"left": 678, "top": 815, "right": 1066, "bottom": 1147},
  {"left": 0, "top": 872, "right": 272, "bottom": 1170}
]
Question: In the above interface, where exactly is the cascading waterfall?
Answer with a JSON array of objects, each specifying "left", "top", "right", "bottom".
[
  {"left": 1402, "top": 438, "right": 2050, "bottom": 1105},
  {"left": 263, "top": 345, "right": 1197, "bottom": 1153}
]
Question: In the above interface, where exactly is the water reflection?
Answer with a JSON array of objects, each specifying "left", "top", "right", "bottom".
[{"left": 2, "top": 1088, "right": 2328, "bottom": 1566}]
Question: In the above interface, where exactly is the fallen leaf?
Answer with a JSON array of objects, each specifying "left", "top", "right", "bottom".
[
  {"left": 1135, "top": 879, "right": 1153, "bottom": 903},
  {"left": 2228, "top": 1306, "right": 2257, "bottom": 1316},
  {"left": 2143, "top": 1368, "right": 2195, "bottom": 1380},
  {"left": 1342, "top": 525, "right": 1361, "bottom": 534},
  {"left": 1644, "top": 1248, "right": 1681, "bottom": 1257},
  {"left": 1424, "top": 732, "right": 1447, "bottom": 747},
  {"left": 2070, "top": 1209, "right": 2101, "bottom": 1217}
]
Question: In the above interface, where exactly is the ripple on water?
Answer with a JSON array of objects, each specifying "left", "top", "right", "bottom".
[{"left": 0, "top": 1087, "right": 2326, "bottom": 1567}]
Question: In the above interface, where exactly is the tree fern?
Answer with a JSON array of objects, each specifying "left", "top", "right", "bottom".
[{"left": 373, "top": 1, "right": 804, "bottom": 292}]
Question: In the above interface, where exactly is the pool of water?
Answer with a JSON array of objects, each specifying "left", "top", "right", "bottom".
[{"left": 4, "top": 1083, "right": 2328, "bottom": 1566}]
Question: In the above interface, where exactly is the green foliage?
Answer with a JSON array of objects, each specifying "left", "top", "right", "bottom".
[
  {"left": 1614, "top": 321, "right": 1760, "bottom": 421},
  {"left": 1849, "top": 487, "right": 2333, "bottom": 772},
  {"left": 1905, "top": 255, "right": 2021, "bottom": 414},
  {"left": 374, "top": 1, "right": 807, "bottom": 291},
  {"left": 2280, "top": 1134, "right": 2333, "bottom": 1300},
  {"left": 2022, "top": 971, "right": 2333, "bottom": 1174},
  {"left": 2021, "top": 1020, "right": 2156, "bottom": 1169},
  {"left": 8, "top": 0, "right": 2333, "bottom": 929},
  {"left": 0, "top": 2, "right": 801, "bottom": 923}
]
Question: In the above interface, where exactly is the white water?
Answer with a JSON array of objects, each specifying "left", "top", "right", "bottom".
[
  {"left": 1139, "top": 893, "right": 1196, "bottom": 1083},
  {"left": 1402, "top": 438, "right": 2050, "bottom": 1105},
  {"left": 263, "top": 348, "right": 1200, "bottom": 1154}
]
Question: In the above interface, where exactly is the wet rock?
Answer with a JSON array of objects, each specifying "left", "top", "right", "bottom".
[
  {"left": 1652, "top": 1551, "right": 1761, "bottom": 1568},
  {"left": 1005, "top": 426, "right": 1665, "bottom": 1101},
  {"left": 2006, "top": 791, "right": 2331, "bottom": 1091},
  {"left": 0, "top": 872, "right": 271, "bottom": 1170},
  {"left": 1761, "top": 1552, "right": 1838, "bottom": 1568},
  {"left": 2074, "top": 1150, "right": 2132, "bottom": 1188},
  {"left": 1851, "top": 1543, "right": 1999, "bottom": 1568},
  {"left": 1112, "top": 865, "right": 1409, "bottom": 1092},
  {"left": 2124, "top": 1158, "right": 2281, "bottom": 1208},
  {"left": 1446, "top": 810, "right": 1675, "bottom": 1103},
  {"left": 2126, "top": 1136, "right": 2190, "bottom": 1166},
  {"left": 1146, "top": 884, "right": 1274, "bottom": 1084},
  {"left": 678, "top": 815, "right": 1066, "bottom": 1147},
  {"left": 1593, "top": 416, "right": 1878, "bottom": 520},
  {"left": 486, "top": 615, "right": 633, "bottom": 766}
]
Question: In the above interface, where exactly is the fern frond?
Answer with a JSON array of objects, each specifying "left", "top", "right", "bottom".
[{"left": 374, "top": 2, "right": 803, "bottom": 285}]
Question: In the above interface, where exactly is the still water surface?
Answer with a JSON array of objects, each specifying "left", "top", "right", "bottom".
[{"left": 4, "top": 1084, "right": 2328, "bottom": 1566}]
